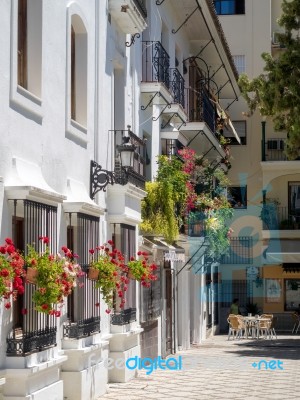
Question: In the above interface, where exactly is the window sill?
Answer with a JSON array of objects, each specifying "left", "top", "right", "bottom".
[
  {"left": 10, "top": 85, "right": 43, "bottom": 123},
  {"left": 65, "top": 119, "right": 88, "bottom": 148}
]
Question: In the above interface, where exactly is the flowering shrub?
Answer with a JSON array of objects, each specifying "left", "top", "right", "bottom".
[
  {"left": 89, "top": 241, "right": 129, "bottom": 312},
  {"left": 26, "top": 237, "right": 83, "bottom": 316},
  {"left": 0, "top": 238, "right": 25, "bottom": 309},
  {"left": 127, "top": 251, "right": 158, "bottom": 288}
]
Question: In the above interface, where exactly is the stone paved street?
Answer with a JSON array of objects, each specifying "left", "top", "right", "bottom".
[{"left": 98, "top": 335, "right": 300, "bottom": 400}]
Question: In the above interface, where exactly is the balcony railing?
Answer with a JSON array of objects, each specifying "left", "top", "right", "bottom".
[
  {"left": 63, "top": 316, "right": 100, "bottom": 339},
  {"left": 111, "top": 307, "right": 137, "bottom": 325},
  {"left": 114, "top": 129, "right": 146, "bottom": 190},
  {"left": 185, "top": 211, "right": 207, "bottom": 237},
  {"left": 263, "top": 139, "right": 287, "bottom": 161},
  {"left": 221, "top": 237, "right": 253, "bottom": 264},
  {"left": 142, "top": 41, "right": 170, "bottom": 88},
  {"left": 169, "top": 68, "right": 185, "bottom": 108},
  {"left": 186, "top": 85, "right": 215, "bottom": 132},
  {"left": 7, "top": 326, "right": 57, "bottom": 356},
  {"left": 262, "top": 205, "right": 300, "bottom": 230}
]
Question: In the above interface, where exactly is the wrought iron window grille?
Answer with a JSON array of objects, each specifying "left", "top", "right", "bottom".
[
  {"left": 63, "top": 316, "right": 101, "bottom": 339},
  {"left": 7, "top": 199, "right": 58, "bottom": 356},
  {"left": 111, "top": 307, "right": 137, "bottom": 325},
  {"left": 64, "top": 212, "right": 101, "bottom": 339}
]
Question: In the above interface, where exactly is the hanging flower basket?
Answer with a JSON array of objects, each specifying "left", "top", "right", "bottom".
[
  {"left": 26, "top": 267, "right": 38, "bottom": 285},
  {"left": 88, "top": 266, "right": 99, "bottom": 281}
]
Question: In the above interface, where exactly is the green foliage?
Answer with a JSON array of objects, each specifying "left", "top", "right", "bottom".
[
  {"left": 26, "top": 241, "right": 82, "bottom": 316},
  {"left": 141, "top": 181, "right": 179, "bottom": 243},
  {"left": 238, "top": 0, "right": 300, "bottom": 159},
  {"left": 205, "top": 207, "right": 234, "bottom": 261}
]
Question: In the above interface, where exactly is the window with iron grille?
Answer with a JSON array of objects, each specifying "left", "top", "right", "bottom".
[
  {"left": 63, "top": 212, "right": 101, "bottom": 339},
  {"left": 220, "top": 279, "right": 248, "bottom": 308},
  {"left": 140, "top": 266, "right": 161, "bottom": 323},
  {"left": 221, "top": 237, "right": 253, "bottom": 264},
  {"left": 111, "top": 224, "right": 137, "bottom": 325},
  {"left": 121, "top": 224, "right": 136, "bottom": 309},
  {"left": 7, "top": 199, "right": 58, "bottom": 356}
]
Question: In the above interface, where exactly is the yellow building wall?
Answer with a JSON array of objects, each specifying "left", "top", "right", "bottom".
[{"left": 262, "top": 265, "right": 300, "bottom": 312}]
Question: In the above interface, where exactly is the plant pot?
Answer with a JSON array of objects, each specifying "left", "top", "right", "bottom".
[
  {"left": 88, "top": 267, "right": 99, "bottom": 281},
  {"left": 26, "top": 267, "right": 38, "bottom": 285},
  {"left": 127, "top": 271, "right": 135, "bottom": 280}
]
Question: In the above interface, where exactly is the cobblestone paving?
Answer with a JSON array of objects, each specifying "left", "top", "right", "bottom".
[{"left": 97, "top": 335, "right": 300, "bottom": 400}]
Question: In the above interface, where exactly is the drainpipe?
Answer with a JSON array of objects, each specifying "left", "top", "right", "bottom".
[{"left": 261, "top": 117, "right": 266, "bottom": 162}]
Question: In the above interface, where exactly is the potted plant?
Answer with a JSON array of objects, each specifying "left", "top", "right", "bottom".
[
  {"left": 127, "top": 251, "right": 158, "bottom": 287},
  {"left": 88, "top": 241, "right": 128, "bottom": 313},
  {"left": 0, "top": 238, "right": 25, "bottom": 309},
  {"left": 25, "top": 236, "right": 83, "bottom": 316}
]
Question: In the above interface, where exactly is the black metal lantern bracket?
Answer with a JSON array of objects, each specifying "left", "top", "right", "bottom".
[{"left": 90, "top": 137, "right": 136, "bottom": 199}]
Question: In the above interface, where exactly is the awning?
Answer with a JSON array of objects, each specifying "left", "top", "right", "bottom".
[
  {"left": 140, "top": 236, "right": 185, "bottom": 264},
  {"left": 63, "top": 178, "right": 104, "bottom": 216},
  {"left": 5, "top": 157, "right": 66, "bottom": 203},
  {"left": 228, "top": 119, "right": 241, "bottom": 145},
  {"left": 264, "top": 239, "right": 300, "bottom": 263},
  {"left": 282, "top": 263, "right": 300, "bottom": 273},
  {"left": 213, "top": 99, "right": 241, "bottom": 144}
]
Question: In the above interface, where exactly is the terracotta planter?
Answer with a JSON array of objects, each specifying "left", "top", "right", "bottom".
[
  {"left": 88, "top": 267, "right": 99, "bottom": 281},
  {"left": 127, "top": 271, "right": 135, "bottom": 280},
  {"left": 26, "top": 267, "right": 38, "bottom": 285}
]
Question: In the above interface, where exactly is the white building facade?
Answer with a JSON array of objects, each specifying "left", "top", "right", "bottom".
[{"left": 0, "top": 0, "right": 240, "bottom": 398}]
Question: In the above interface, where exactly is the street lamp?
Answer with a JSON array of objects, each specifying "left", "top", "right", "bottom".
[
  {"left": 90, "top": 131, "right": 136, "bottom": 199},
  {"left": 117, "top": 136, "right": 136, "bottom": 171}
]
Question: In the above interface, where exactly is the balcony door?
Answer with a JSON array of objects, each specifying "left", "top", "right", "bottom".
[{"left": 289, "top": 182, "right": 300, "bottom": 217}]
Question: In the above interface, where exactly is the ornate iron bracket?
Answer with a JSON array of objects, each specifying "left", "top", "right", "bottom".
[
  {"left": 141, "top": 92, "right": 159, "bottom": 111},
  {"left": 125, "top": 33, "right": 140, "bottom": 47},
  {"left": 152, "top": 102, "right": 172, "bottom": 121},
  {"left": 194, "top": 39, "right": 214, "bottom": 58},
  {"left": 186, "top": 130, "right": 204, "bottom": 147},
  {"left": 177, "top": 120, "right": 186, "bottom": 130},
  {"left": 225, "top": 97, "right": 239, "bottom": 111},
  {"left": 216, "top": 79, "right": 230, "bottom": 95},
  {"left": 141, "top": 91, "right": 169, "bottom": 111},
  {"left": 161, "top": 113, "right": 179, "bottom": 129},
  {"left": 172, "top": 6, "right": 198, "bottom": 34},
  {"left": 210, "top": 63, "right": 224, "bottom": 80},
  {"left": 161, "top": 113, "right": 186, "bottom": 130},
  {"left": 90, "top": 160, "right": 115, "bottom": 198}
]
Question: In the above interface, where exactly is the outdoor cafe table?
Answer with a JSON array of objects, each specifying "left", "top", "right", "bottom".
[{"left": 242, "top": 316, "right": 271, "bottom": 339}]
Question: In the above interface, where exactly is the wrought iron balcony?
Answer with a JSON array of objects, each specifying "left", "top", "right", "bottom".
[
  {"left": 262, "top": 205, "right": 300, "bottom": 230},
  {"left": 263, "top": 138, "right": 288, "bottom": 161},
  {"left": 184, "top": 211, "right": 207, "bottom": 237},
  {"left": 169, "top": 68, "right": 185, "bottom": 108},
  {"left": 142, "top": 41, "right": 170, "bottom": 88},
  {"left": 111, "top": 307, "right": 137, "bottom": 325},
  {"left": 114, "top": 128, "right": 146, "bottom": 190},
  {"left": 185, "top": 85, "right": 216, "bottom": 132},
  {"left": 221, "top": 237, "right": 253, "bottom": 264}
]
